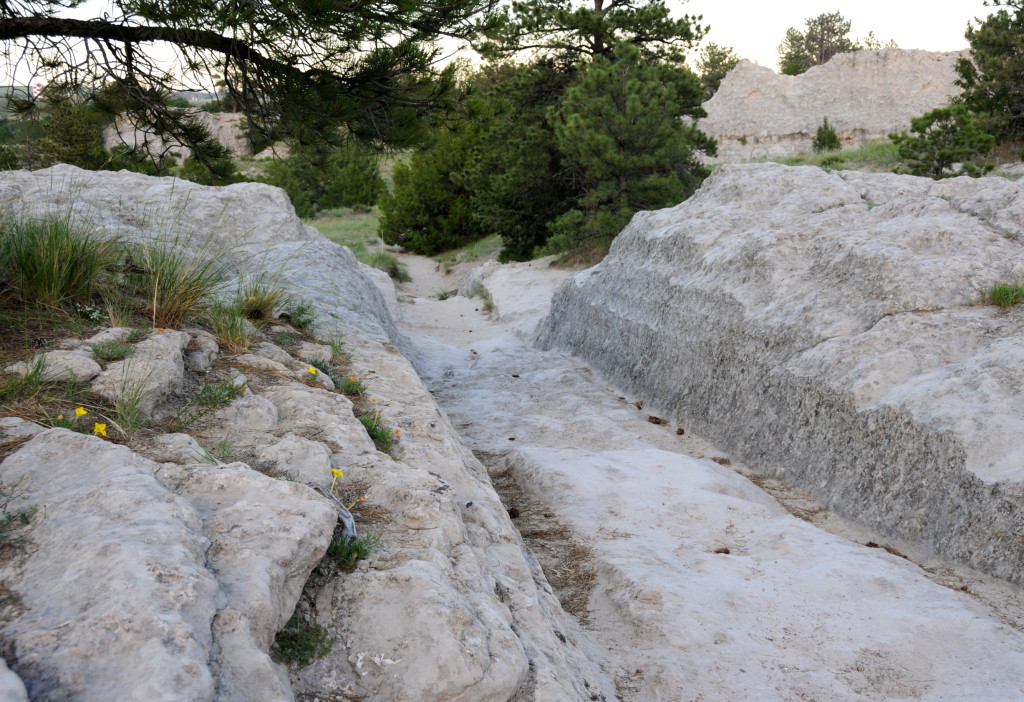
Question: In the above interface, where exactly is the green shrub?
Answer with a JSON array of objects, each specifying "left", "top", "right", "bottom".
[
  {"left": 812, "top": 117, "right": 841, "bottom": 153},
  {"left": 273, "top": 613, "right": 332, "bottom": 666},
  {"left": 986, "top": 283, "right": 1024, "bottom": 308},
  {"left": 327, "top": 534, "right": 379, "bottom": 571},
  {"left": 0, "top": 213, "right": 121, "bottom": 306},
  {"left": 263, "top": 143, "right": 385, "bottom": 218},
  {"left": 377, "top": 129, "right": 488, "bottom": 255},
  {"left": 890, "top": 105, "right": 995, "bottom": 179}
]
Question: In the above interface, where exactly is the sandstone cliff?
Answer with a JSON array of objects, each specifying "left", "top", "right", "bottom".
[
  {"left": 537, "top": 163, "right": 1024, "bottom": 584},
  {"left": 699, "top": 49, "right": 964, "bottom": 162}
]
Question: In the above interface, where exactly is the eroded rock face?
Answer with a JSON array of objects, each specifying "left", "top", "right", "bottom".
[
  {"left": 699, "top": 49, "right": 963, "bottom": 162},
  {"left": 537, "top": 163, "right": 1024, "bottom": 583}
]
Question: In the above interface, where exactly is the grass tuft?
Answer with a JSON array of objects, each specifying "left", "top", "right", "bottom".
[
  {"left": 327, "top": 534, "right": 379, "bottom": 571},
  {"left": 91, "top": 339, "right": 133, "bottom": 362},
  {"left": 281, "top": 299, "right": 316, "bottom": 332},
  {"left": 986, "top": 282, "right": 1024, "bottom": 308},
  {"left": 129, "top": 238, "right": 232, "bottom": 328},
  {"left": 365, "top": 251, "right": 411, "bottom": 282},
  {"left": 0, "top": 212, "right": 121, "bottom": 306},
  {"left": 236, "top": 271, "right": 290, "bottom": 324},
  {"left": 205, "top": 302, "right": 257, "bottom": 353}
]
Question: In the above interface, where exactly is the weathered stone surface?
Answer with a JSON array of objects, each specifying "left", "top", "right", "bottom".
[
  {"left": 142, "top": 432, "right": 211, "bottom": 465},
  {"left": 0, "top": 660, "right": 27, "bottom": 702},
  {"left": 255, "top": 433, "right": 333, "bottom": 486},
  {"left": 166, "top": 463, "right": 337, "bottom": 702},
  {"left": 0, "top": 430, "right": 219, "bottom": 701},
  {"left": 262, "top": 385, "right": 374, "bottom": 454},
  {"left": 5, "top": 350, "right": 101, "bottom": 382},
  {"left": 185, "top": 328, "right": 220, "bottom": 373},
  {"left": 92, "top": 329, "right": 190, "bottom": 414},
  {"left": 537, "top": 162, "right": 1024, "bottom": 583},
  {"left": 700, "top": 49, "right": 963, "bottom": 162},
  {"left": 104, "top": 112, "right": 256, "bottom": 160}
]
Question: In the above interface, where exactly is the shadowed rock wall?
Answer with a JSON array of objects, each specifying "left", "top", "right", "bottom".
[{"left": 537, "top": 163, "right": 1024, "bottom": 583}]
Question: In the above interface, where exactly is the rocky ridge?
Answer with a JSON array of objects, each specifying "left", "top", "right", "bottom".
[
  {"left": 537, "top": 162, "right": 1024, "bottom": 584},
  {"left": 0, "top": 166, "right": 610, "bottom": 701},
  {"left": 699, "top": 49, "right": 963, "bottom": 162}
]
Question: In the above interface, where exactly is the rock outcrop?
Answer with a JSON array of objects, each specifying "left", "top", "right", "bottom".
[
  {"left": 0, "top": 165, "right": 611, "bottom": 701},
  {"left": 103, "top": 112, "right": 256, "bottom": 161},
  {"left": 537, "top": 162, "right": 1024, "bottom": 583},
  {"left": 699, "top": 49, "right": 963, "bottom": 162}
]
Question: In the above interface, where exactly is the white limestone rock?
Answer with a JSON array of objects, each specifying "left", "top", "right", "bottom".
[
  {"left": 254, "top": 433, "right": 334, "bottom": 486},
  {"left": 5, "top": 350, "right": 101, "bottom": 382},
  {"left": 0, "top": 660, "right": 27, "bottom": 702},
  {"left": 262, "top": 385, "right": 375, "bottom": 454},
  {"left": 700, "top": 49, "right": 964, "bottom": 162},
  {"left": 166, "top": 463, "right": 337, "bottom": 702},
  {"left": 92, "top": 329, "right": 190, "bottom": 414},
  {"left": 142, "top": 432, "right": 212, "bottom": 465},
  {"left": 185, "top": 328, "right": 220, "bottom": 373},
  {"left": 537, "top": 162, "right": 1024, "bottom": 583},
  {"left": 0, "top": 430, "right": 219, "bottom": 701}
]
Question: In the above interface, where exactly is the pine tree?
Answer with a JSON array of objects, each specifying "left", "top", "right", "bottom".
[
  {"left": 955, "top": 0, "right": 1024, "bottom": 142},
  {"left": 545, "top": 42, "right": 714, "bottom": 255}
]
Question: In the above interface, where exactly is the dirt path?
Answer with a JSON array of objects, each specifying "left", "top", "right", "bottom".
[{"left": 391, "top": 254, "right": 1024, "bottom": 702}]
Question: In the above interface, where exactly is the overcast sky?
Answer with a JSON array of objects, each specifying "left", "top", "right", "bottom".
[{"left": 686, "top": 0, "right": 994, "bottom": 69}]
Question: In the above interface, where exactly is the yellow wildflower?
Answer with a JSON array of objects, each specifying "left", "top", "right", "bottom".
[
  {"left": 93, "top": 423, "right": 107, "bottom": 437},
  {"left": 74, "top": 407, "right": 87, "bottom": 418},
  {"left": 307, "top": 366, "right": 317, "bottom": 376}
]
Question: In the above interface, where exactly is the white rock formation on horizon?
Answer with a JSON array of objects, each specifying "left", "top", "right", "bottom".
[
  {"left": 699, "top": 49, "right": 963, "bottom": 162},
  {"left": 537, "top": 162, "right": 1024, "bottom": 584}
]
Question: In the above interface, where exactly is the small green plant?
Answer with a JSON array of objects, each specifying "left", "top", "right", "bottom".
[
  {"left": 236, "top": 271, "right": 289, "bottom": 324},
  {"left": 324, "top": 336, "right": 351, "bottom": 364},
  {"left": 125, "top": 328, "right": 148, "bottom": 343},
  {"left": 365, "top": 251, "right": 412, "bottom": 282},
  {"left": 326, "top": 534, "right": 380, "bottom": 571},
  {"left": 91, "top": 339, "right": 133, "bottom": 361},
  {"left": 110, "top": 374, "right": 151, "bottom": 439},
  {"left": 0, "top": 212, "right": 121, "bottom": 306},
  {"left": 306, "top": 356, "right": 344, "bottom": 388},
  {"left": 737, "top": 135, "right": 748, "bottom": 145},
  {"left": 205, "top": 302, "right": 257, "bottom": 353},
  {"left": 0, "top": 476, "right": 38, "bottom": 550},
  {"left": 0, "top": 357, "right": 48, "bottom": 402},
  {"left": 170, "top": 379, "right": 246, "bottom": 430},
  {"left": 100, "top": 288, "right": 138, "bottom": 327},
  {"left": 359, "top": 409, "right": 395, "bottom": 453},
  {"left": 436, "top": 289, "right": 457, "bottom": 301},
  {"left": 273, "top": 612, "right": 333, "bottom": 666},
  {"left": 281, "top": 299, "right": 316, "bottom": 332},
  {"left": 813, "top": 117, "right": 842, "bottom": 153},
  {"left": 211, "top": 434, "right": 236, "bottom": 461},
  {"left": 272, "top": 330, "right": 299, "bottom": 352},
  {"left": 986, "top": 282, "right": 1024, "bottom": 308},
  {"left": 338, "top": 375, "right": 366, "bottom": 396}
]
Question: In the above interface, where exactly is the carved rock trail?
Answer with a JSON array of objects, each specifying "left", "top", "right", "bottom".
[{"left": 393, "top": 229, "right": 1024, "bottom": 699}]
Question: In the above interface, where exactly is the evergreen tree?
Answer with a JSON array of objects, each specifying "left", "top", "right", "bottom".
[
  {"left": 777, "top": 12, "right": 857, "bottom": 75},
  {"left": 696, "top": 43, "right": 740, "bottom": 102},
  {"left": 890, "top": 105, "right": 995, "bottom": 179},
  {"left": 956, "top": 0, "right": 1024, "bottom": 142},
  {"left": 263, "top": 143, "right": 385, "bottom": 218},
  {"left": 545, "top": 43, "right": 714, "bottom": 255},
  {"left": 465, "top": 60, "right": 579, "bottom": 261},
  {"left": 378, "top": 126, "right": 487, "bottom": 254},
  {"left": 1, "top": 0, "right": 490, "bottom": 166}
]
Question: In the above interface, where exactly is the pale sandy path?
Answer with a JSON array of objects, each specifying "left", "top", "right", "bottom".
[{"left": 391, "top": 254, "right": 1024, "bottom": 702}]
